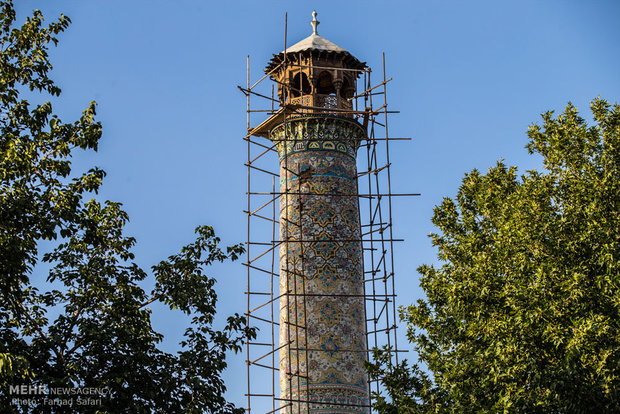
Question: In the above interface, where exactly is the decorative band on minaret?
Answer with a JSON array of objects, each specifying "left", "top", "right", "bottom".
[{"left": 256, "top": 12, "right": 370, "bottom": 413}]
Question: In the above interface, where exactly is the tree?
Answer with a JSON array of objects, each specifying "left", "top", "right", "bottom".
[
  {"left": 368, "top": 98, "right": 620, "bottom": 413},
  {"left": 0, "top": 1, "right": 255, "bottom": 412}
]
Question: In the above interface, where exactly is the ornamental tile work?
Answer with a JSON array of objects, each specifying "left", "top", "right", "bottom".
[
  {"left": 272, "top": 116, "right": 362, "bottom": 160},
  {"left": 270, "top": 116, "right": 370, "bottom": 414}
]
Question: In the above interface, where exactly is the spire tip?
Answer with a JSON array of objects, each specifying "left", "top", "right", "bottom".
[{"left": 311, "top": 11, "right": 319, "bottom": 35}]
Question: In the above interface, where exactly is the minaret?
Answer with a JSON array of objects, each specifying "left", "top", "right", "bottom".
[{"left": 252, "top": 11, "right": 370, "bottom": 414}]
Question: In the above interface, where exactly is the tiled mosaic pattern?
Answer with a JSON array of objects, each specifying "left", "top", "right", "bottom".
[{"left": 270, "top": 117, "right": 370, "bottom": 414}]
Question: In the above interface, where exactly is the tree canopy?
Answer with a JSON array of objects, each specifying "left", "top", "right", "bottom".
[
  {"left": 0, "top": 1, "right": 254, "bottom": 412},
  {"left": 368, "top": 98, "right": 620, "bottom": 413}
]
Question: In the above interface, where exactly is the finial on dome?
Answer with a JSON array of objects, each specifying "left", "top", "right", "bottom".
[{"left": 311, "top": 11, "right": 319, "bottom": 35}]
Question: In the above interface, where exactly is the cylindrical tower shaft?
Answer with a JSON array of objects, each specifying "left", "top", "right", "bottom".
[{"left": 272, "top": 116, "right": 369, "bottom": 413}]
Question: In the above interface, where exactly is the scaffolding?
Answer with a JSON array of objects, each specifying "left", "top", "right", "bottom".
[{"left": 240, "top": 15, "right": 417, "bottom": 413}]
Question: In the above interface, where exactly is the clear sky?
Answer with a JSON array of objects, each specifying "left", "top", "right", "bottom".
[{"left": 15, "top": 0, "right": 620, "bottom": 409}]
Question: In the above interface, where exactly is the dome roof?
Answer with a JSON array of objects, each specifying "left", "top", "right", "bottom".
[
  {"left": 264, "top": 11, "right": 366, "bottom": 74},
  {"left": 283, "top": 33, "right": 347, "bottom": 54}
]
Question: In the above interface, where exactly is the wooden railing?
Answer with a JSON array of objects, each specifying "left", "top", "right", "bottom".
[{"left": 289, "top": 94, "right": 353, "bottom": 115}]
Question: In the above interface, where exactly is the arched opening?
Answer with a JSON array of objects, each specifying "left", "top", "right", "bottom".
[
  {"left": 341, "top": 77, "right": 352, "bottom": 99},
  {"left": 316, "top": 71, "right": 335, "bottom": 95},
  {"left": 290, "top": 72, "right": 311, "bottom": 98}
]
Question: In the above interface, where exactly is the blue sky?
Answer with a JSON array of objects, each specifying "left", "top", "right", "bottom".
[{"left": 15, "top": 0, "right": 620, "bottom": 409}]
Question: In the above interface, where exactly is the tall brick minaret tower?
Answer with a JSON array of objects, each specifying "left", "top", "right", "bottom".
[{"left": 252, "top": 11, "right": 370, "bottom": 413}]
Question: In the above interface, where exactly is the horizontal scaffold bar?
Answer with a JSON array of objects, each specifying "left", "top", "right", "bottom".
[
  {"left": 248, "top": 191, "right": 420, "bottom": 198},
  {"left": 264, "top": 238, "right": 404, "bottom": 243},
  {"left": 274, "top": 397, "right": 370, "bottom": 409}
]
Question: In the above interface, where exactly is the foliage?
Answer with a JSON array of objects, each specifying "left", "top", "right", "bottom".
[
  {"left": 0, "top": 1, "right": 255, "bottom": 412},
  {"left": 366, "top": 347, "right": 443, "bottom": 414},
  {"left": 369, "top": 98, "right": 620, "bottom": 413}
]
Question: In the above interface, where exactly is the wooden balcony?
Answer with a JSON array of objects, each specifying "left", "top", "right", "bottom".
[
  {"left": 248, "top": 94, "right": 356, "bottom": 138},
  {"left": 289, "top": 94, "right": 353, "bottom": 116}
]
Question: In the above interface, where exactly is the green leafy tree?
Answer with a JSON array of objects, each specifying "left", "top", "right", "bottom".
[
  {"left": 368, "top": 98, "right": 620, "bottom": 413},
  {"left": 0, "top": 1, "right": 255, "bottom": 412}
]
